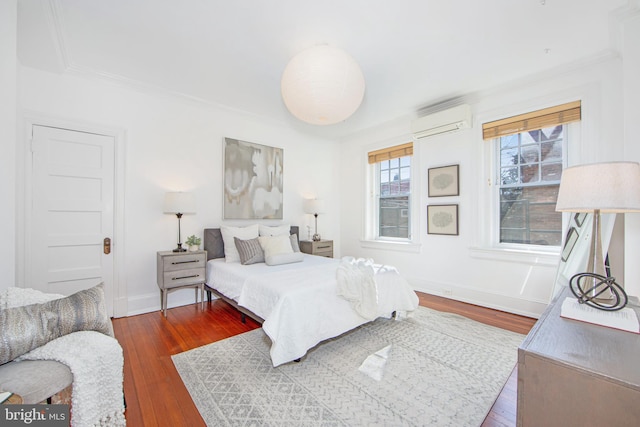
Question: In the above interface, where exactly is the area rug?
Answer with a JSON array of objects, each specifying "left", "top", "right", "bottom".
[{"left": 172, "top": 306, "right": 524, "bottom": 426}]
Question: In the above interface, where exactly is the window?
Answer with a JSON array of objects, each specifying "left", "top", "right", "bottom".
[
  {"left": 368, "top": 143, "right": 413, "bottom": 240},
  {"left": 483, "top": 101, "right": 581, "bottom": 247},
  {"left": 498, "top": 126, "right": 564, "bottom": 245}
]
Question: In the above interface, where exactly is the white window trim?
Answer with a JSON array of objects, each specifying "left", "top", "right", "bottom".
[
  {"left": 361, "top": 135, "right": 421, "bottom": 252},
  {"left": 471, "top": 106, "right": 584, "bottom": 265}
]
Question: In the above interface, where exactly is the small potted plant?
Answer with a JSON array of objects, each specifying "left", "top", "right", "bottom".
[{"left": 185, "top": 235, "right": 202, "bottom": 252}]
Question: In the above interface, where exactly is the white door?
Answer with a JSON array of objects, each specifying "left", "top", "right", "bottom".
[{"left": 29, "top": 125, "right": 115, "bottom": 314}]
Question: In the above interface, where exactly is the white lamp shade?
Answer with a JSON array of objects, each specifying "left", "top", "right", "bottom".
[
  {"left": 556, "top": 162, "right": 640, "bottom": 213},
  {"left": 303, "top": 198, "right": 325, "bottom": 215},
  {"left": 163, "top": 192, "right": 196, "bottom": 214},
  {"left": 281, "top": 45, "right": 365, "bottom": 125}
]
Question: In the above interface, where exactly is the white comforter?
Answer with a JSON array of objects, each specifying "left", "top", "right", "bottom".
[{"left": 208, "top": 255, "right": 418, "bottom": 366}]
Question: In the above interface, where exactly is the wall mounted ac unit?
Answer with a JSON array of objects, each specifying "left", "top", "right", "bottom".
[{"left": 411, "top": 104, "right": 472, "bottom": 139}]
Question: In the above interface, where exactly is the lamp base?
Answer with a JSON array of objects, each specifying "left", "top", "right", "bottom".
[
  {"left": 312, "top": 233, "right": 321, "bottom": 241},
  {"left": 173, "top": 243, "right": 187, "bottom": 253}
]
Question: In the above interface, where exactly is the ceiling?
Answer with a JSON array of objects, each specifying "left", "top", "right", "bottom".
[{"left": 17, "top": 0, "right": 630, "bottom": 139}]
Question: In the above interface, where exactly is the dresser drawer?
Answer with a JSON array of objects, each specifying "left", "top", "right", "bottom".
[{"left": 162, "top": 252, "right": 206, "bottom": 272}]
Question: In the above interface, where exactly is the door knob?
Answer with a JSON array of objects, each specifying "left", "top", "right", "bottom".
[{"left": 104, "top": 237, "right": 111, "bottom": 255}]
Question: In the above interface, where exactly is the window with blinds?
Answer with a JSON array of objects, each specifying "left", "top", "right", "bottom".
[
  {"left": 368, "top": 142, "right": 413, "bottom": 239},
  {"left": 483, "top": 101, "right": 581, "bottom": 246}
]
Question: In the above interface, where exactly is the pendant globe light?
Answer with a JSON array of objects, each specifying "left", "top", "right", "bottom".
[{"left": 281, "top": 45, "right": 365, "bottom": 125}]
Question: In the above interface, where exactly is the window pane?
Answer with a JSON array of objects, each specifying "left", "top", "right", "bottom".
[
  {"left": 521, "top": 145, "right": 540, "bottom": 164},
  {"left": 520, "top": 164, "right": 540, "bottom": 183},
  {"left": 500, "top": 134, "right": 519, "bottom": 149},
  {"left": 501, "top": 148, "right": 519, "bottom": 166},
  {"left": 501, "top": 167, "right": 519, "bottom": 185},
  {"left": 541, "top": 140, "right": 562, "bottom": 163},
  {"left": 400, "top": 166, "right": 410, "bottom": 181},
  {"left": 521, "top": 131, "right": 537, "bottom": 144},
  {"left": 499, "top": 185, "right": 561, "bottom": 245},
  {"left": 541, "top": 162, "right": 562, "bottom": 182},
  {"left": 380, "top": 169, "right": 389, "bottom": 183},
  {"left": 400, "top": 157, "right": 410, "bottom": 167},
  {"left": 389, "top": 158, "right": 399, "bottom": 168},
  {"left": 539, "top": 125, "right": 563, "bottom": 142},
  {"left": 379, "top": 196, "right": 409, "bottom": 238}
]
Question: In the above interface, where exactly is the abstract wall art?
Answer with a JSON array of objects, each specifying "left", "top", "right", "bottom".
[{"left": 223, "top": 137, "right": 284, "bottom": 219}]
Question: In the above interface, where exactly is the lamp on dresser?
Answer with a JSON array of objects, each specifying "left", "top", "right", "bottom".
[
  {"left": 555, "top": 161, "right": 640, "bottom": 309},
  {"left": 303, "top": 198, "right": 325, "bottom": 241},
  {"left": 163, "top": 191, "right": 196, "bottom": 252}
]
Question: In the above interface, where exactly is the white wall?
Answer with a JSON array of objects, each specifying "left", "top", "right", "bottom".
[
  {"left": 339, "top": 55, "right": 625, "bottom": 318},
  {"left": 17, "top": 66, "right": 340, "bottom": 316},
  {"left": 0, "top": 0, "right": 17, "bottom": 291},
  {"left": 623, "top": 11, "right": 640, "bottom": 297}
]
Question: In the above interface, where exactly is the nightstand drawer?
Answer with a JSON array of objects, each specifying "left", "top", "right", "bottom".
[
  {"left": 162, "top": 252, "right": 206, "bottom": 272},
  {"left": 300, "top": 240, "right": 333, "bottom": 258},
  {"left": 163, "top": 267, "right": 205, "bottom": 288}
]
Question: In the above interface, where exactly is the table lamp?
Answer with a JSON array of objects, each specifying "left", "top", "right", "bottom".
[
  {"left": 556, "top": 161, "right": 640, "bottom": 309},
  {"left": 164, "top": 192, "right": 196, "bottom": 252},
  {"left": 303, "top": 198, "right": 325, "bottom": 241}
]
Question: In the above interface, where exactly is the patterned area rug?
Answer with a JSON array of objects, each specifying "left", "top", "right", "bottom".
[{"left": 172, "top": 306, "right": 524, "bottom": 426}]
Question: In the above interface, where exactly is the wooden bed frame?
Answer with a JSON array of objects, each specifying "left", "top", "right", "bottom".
[{"left": 202, "top": 226, "right": 299, "bottom": 324}]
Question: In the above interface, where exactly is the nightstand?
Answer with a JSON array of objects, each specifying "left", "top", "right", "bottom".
[
  {"left": 156, "top": 250, "right": 207, "bottom": 317},
  {"left": 299, "top": 240, "right": 333, "bottom": 258}
]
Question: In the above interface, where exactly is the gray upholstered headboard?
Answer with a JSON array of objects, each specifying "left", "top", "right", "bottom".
[{"left": 203, "top": 226, "right": 299, "bottom": 261}]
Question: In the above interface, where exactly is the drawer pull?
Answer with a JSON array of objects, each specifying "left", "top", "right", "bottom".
[
  {"left": 172, "top": 259, "right": 200, "bottom": 265},
  {"left": 173, "top": 274, "right": 199, "bottom": 280},
  {"left": 317, "top": 245, "right": 331, "bottom": 249}
]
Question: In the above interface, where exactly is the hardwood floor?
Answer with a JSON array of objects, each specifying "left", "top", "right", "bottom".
[{"left": 112, "top": 292, "right": 536, "bottom": 426}]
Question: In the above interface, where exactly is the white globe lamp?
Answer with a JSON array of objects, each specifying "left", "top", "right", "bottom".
[{"left": 281, "top": 45, "right": 365, "bottom": 125}]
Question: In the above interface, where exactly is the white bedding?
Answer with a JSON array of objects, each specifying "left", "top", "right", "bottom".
[{"left": 206, "top": 254, "right": 418, "bottom": 366}]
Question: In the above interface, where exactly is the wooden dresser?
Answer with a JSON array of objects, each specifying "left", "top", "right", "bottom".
[{"left": 517, "top": 287, "right": 640, "bottom": 426}]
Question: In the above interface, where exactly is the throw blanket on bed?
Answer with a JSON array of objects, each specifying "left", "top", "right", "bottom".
[
  {"left": 336, "top": 257, "right": 379, "bottom": 320},
  {"left": 18, "top": 332, "right": 126, "bottom": 427}
]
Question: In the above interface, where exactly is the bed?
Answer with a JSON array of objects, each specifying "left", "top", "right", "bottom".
[{"left": 203, "top": 226, "right": 419, "bottom": 367}]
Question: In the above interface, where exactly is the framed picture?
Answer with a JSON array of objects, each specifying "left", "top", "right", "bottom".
[
  {"left": 561, "top": 227, "right": 579, "bottom": 262},
  {"left": 427, "top": 204, "right": 458, "bottom": 235},
  {"left": 428, "top": 164, "right": 459, "bottom": 197},
  {"left": 223, "top": 137, "right": 284, "bottom": 219}
]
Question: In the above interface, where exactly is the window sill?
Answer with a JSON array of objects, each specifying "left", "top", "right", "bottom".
[
  {"left": 469, "top": 246, "right": 560, "bottom": 266},
  {"left": 360, "top": 239, "right": 421, "bottom": 253}
]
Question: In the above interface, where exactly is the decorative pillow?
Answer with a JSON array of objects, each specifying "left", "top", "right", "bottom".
[
  {"left": 221, "top": 224, "right": 259, "bottom": 263},
  {"left": 265, "top": 251, "right": 304, "bottom": 266},
  {"left": 258, "top": 234, "right": 294, "bottom": 258},
  {"left": 289, "top": 234, "right": 300, "bottom": 252},
  {"left": 258, "top": 224, "right": 291, "bottom": 237},
  {"left": 0, "top": 284, "right": 112, "bottom": 365},
  {"left": 234, "top": 237, "right": 265, "bottom": 265}
]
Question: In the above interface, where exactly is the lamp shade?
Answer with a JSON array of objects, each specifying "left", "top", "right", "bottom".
[
  {"left": 281, "top": 45, "right": 365, "bottom": 125},
  {"left": 303, "top": 198, "right": 325, "bottom": 215},
  {"left": 163, "top": 192, "right": 196, "bottom": 214},
  {"left": 555, "top": 162, "right": 640, "bottom": 213}
]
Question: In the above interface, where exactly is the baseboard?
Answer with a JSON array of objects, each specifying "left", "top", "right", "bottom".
[
  {"left": 410, "top": 278, "right": 548, "bottom": 319},
  {"left": 125, "top": 288, "right": 212, "bottom": 317}
]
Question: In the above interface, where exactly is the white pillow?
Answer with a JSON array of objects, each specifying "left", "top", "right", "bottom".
[
  {"left": 221, "top": 224, "right": 259, "bottom": 263},
  {"left": 258, "top": 224, "right": 291, "bottom": 237},
  {"left": 265, "top": 251, "right": 304, "bottom": 266},
  {"left": 258, "top": 234, "right": 294, "bottom": 258}
]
